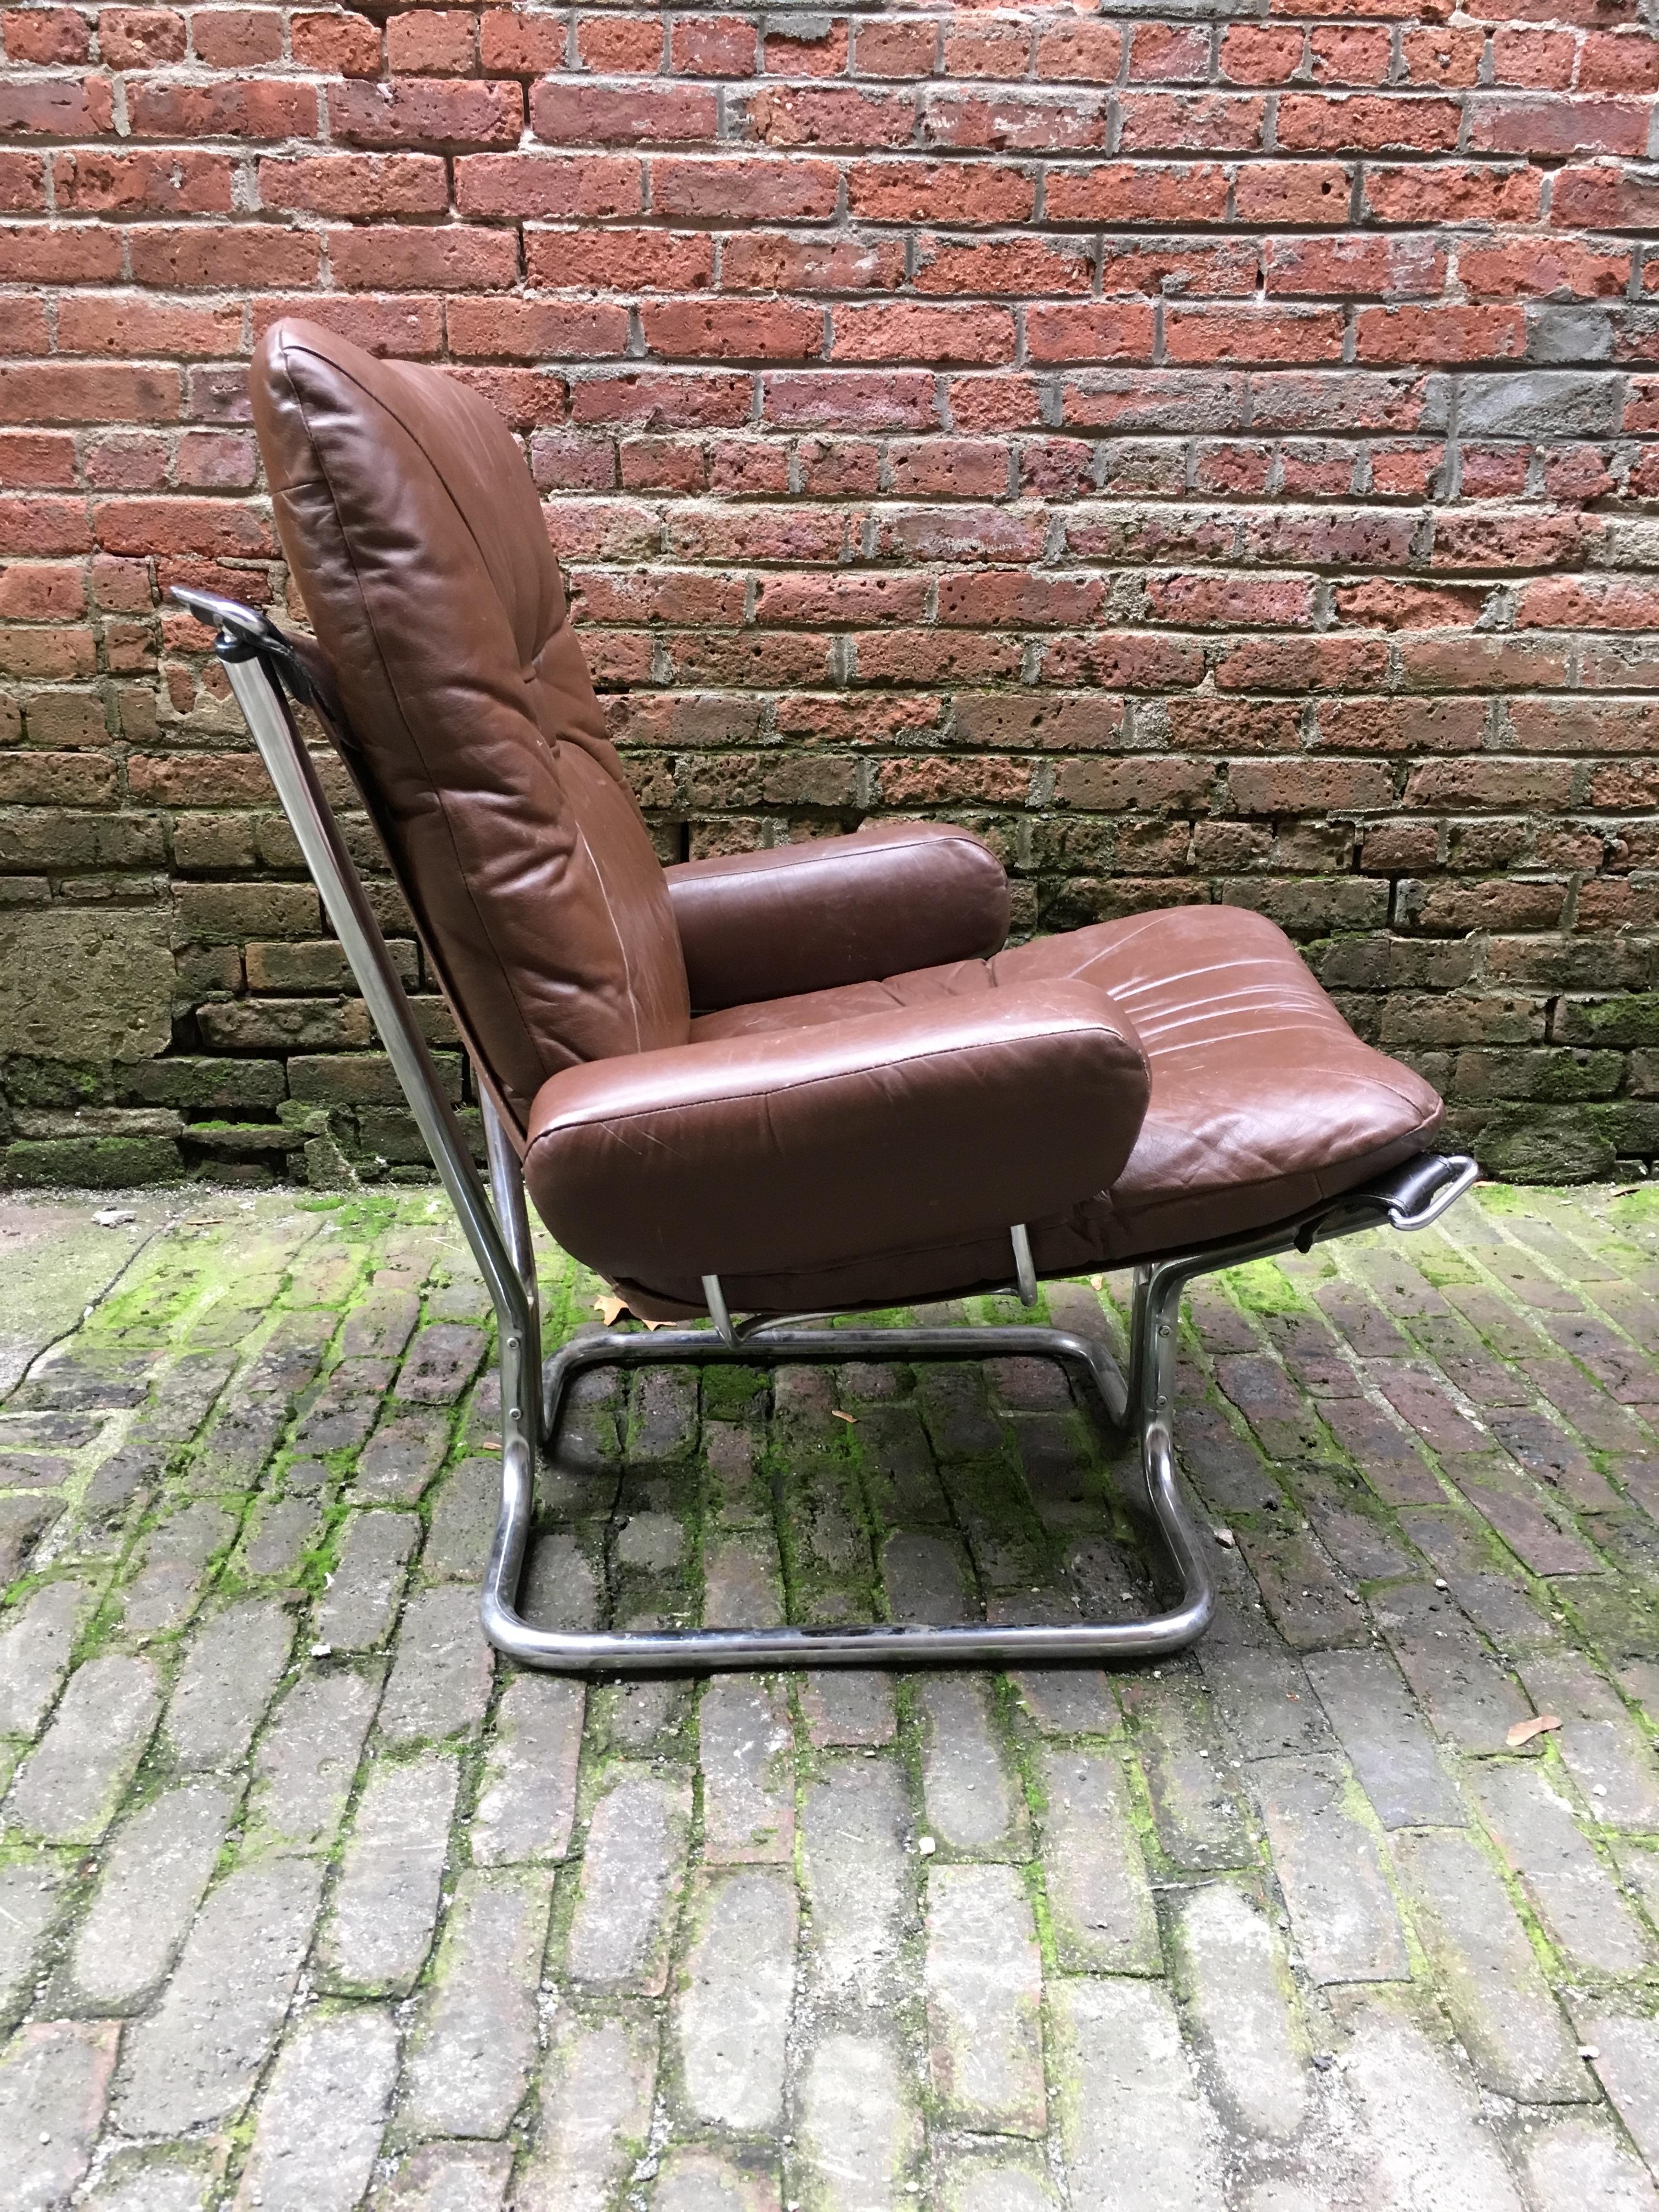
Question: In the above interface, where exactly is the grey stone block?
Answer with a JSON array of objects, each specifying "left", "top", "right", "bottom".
[
  {"left": 0, "top": 1577, "right": 88, "bottom": 1739},
  {"left": 1372, "top": 1582, "right": 1533, "bottom": 1753},
  {"left": 1335, "top": 1995, "right": 1527, "bottom": 2212},
  {"left": 402, "top": 1869, "right": 551, "bottom": 2140},
  {"left": 1469, "top": 1759, "right": 1652, "bottom": 1977},
  {"left": 114, "top": 1858, "right": 326, "bottom": 2134},
  {"left": 0, "top": 906, "right": 173, "bottom": 1061},
  {"left": 1515, "top": 2112, "right": 1659, "bottom": 2212},
  {"left": 65, "top": 1780, "right": 234, "bottom": 2015},
  {"left": 356, "top": 1408, "right": 450, "bottom": 1504},
  {"left": 317, "top": 1510, "right": 419, "bottom": 1651},
  {"left": 676, "top": 1869, "right": 797, "bottom": 2132},
  {"left": 1573, "top": 2005, "right": 1659, "bottom": 2176},
  {"left": 1120, "top": 1671, "right": 1254, "bottom": 1870},
  {"left": 1252, "top": 1754, "right": 1409, "bottom": 1985},
  {"left": 120, "top": 1500, "right": 236, "bottom": 1636},
  {"left": 1458, "top": 371, "right": 1622, "bottom": 441},
  {"left": 233, "top": 2007, "right": 398, "bottom": 2212},
  {"left": 917, "top": 1675, "right": 1029, "bottom": 1858},
  {"left": 0, "top": 1860, "right": 67, "bottom": 2033},
  {"left": 374, "top": 2143, "right": 512, "bottom": 2212}
]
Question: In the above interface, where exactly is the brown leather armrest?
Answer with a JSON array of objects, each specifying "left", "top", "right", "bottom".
[
  {"left": 524, "top": 982, "right": 1149, "bottom": 1291},
  {"left": 664, "top": 823, "right": 1011, "bottom": 1012}
]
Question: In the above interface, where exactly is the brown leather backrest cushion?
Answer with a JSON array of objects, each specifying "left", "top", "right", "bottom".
[{"left": 251, "top": 318, "right": 690, "bottom": 1131}]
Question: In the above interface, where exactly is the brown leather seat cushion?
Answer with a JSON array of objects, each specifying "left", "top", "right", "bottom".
[{"left": 677, "top": 903, "right": 1442, "bottom": 1298}]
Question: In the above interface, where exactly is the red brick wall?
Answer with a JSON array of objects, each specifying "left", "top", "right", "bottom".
[{"left": 2, "top": 0, "right": 1658, "bottom": 1187}]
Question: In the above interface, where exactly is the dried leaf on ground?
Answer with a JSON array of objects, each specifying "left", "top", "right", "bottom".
[{"left": 1506, "top": 1713, "right": 1562, "bottom": 1747}]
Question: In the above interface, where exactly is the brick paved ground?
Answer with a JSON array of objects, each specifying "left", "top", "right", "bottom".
[{"left": 2, "top": 1180, "right": 1658, "bottom": 2212}]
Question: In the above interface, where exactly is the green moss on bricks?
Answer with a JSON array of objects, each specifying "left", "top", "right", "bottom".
[
  {"left": 1, "top": 1059, "right": 116, "bottom": 1109},
  {"left": 1222, "top": 1259, "right": 1311, "bottom": 1316},
  {"left": 1529, "top": 1050, "right": 1626, "bottom": 1104},
  {"left": 701, "top": 1365, "right": 768, "bottom": 1421},
  {"left": 1478, "top": 1109, "right": 1616, "bottom": 1186},
  {"left": 1555, "top": 994, "right": 1659, "bottom": 1048},
  {"left": 2, "top": 1136, "right": 183, "bottom": 1189}
]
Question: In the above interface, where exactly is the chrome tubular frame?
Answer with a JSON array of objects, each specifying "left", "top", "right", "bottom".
[{"left": 179, "top": 588, "right": 1479, "bottom": 1678}]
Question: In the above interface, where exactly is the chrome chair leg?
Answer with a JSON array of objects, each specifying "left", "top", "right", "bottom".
[{"left": 178, "top": 586, "right": 1477, "bottom": 1680}]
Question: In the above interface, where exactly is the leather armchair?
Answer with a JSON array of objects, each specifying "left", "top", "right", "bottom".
[{"left": 172, "top": 314, "right": 1476, "bottom": 1676}]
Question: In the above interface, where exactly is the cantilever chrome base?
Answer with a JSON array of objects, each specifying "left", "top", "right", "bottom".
[
  {"left": 482, "top": 1312, "right": 1210, "bottom": 1675},
  {"left": 178, "top": 586, "right": 1479, "bottom": 1680},
  {"left": 479, "top": 1142, "right": 1474, "bottom": 1676}
]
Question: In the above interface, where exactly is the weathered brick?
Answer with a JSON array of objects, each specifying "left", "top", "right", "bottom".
[
  {"left": 377, "top": 1584, "right": 494, "bottom": 1743},
  {"left": 917, "top": 1675, "right": 1029, "bottom": 1859},
  {"left": 1176, "top": 1883, "right": 1307, "bottom": 2143},
  {"left": 926, "top": 1863, "right": 1046, "bottom": 2136},
  {"left": 675, "top": 1868, "right": 797, "bottom": 2131},
  {"left": 518, "top": 2006, "right": 657, "bottom": 2212},
  {"left": 795, "top": 2030, "right": 922, "bottom": 2212},
  {"left": 113, "top": 1858, "right": 326, "bottom": 2133},
  {"left": 5, "top": 1652, "right": 161, "bottom": 1842},
  {"left": 1467, "top": 1761, "right": 1652, "bottom": 1977},
  {"left": 563, "top": 1764, "right": 692, "bottom": 1994},
  {"left": 1303, "top": 1648, "right": 1464, "bottom": 1829},
  {"left": 64, "top": 1780, "right": 233, "bottom": 2016},
  {"left": 697, "top": 1675, "right": 795, "bottom": 1864},
  {"left": 1252, "top": 1753, "right": 1410, "bottom": 1984},
  {"left": 402, "top": 1869, "right": 550, "bottom": 2137},
  {"left": 471, "top": 1672, "right": 584, "bottom": 1866},
  {"left": 0, "top": 2020, "right": 118, "bottom": 2210},
  {"left": 1036, "top": 1744, "right": 1160, "bottom": 1974},
  {"left": 319, "top": 1750, "right": 460, "bottom": 1995},
  {"left": 800, "top": 1755, "right": 910, "bottom": 2008},
  {"left": 1050, "top": 1979, "right": 1226, "bottom": 2212},
  {"left": 1395, "top": 1828, "right": 1588, "bottom": 2102},
  {"left": 246, "top": 1666, "right": 380, "bottom": 1855},
  {"left": 233, "top": 2008, "right": 398, "bottom": 2212}
]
